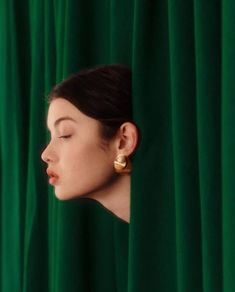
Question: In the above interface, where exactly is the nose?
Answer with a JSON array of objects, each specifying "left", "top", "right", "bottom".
[{"left": 41, "top": 146, "right": 52, "bottom": 163}]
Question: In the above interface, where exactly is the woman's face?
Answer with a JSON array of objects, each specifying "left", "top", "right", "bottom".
[{"left": 41, "top": 98, "right": 117, "bottom": 200}]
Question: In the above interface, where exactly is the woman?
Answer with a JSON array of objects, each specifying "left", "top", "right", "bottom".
[{"left": 41, "top": 64, "right": 140, "bottom": 223}]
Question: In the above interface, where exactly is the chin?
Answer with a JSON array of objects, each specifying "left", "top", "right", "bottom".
[
  {"left": 54, "top": 188, "right": 83, "bottom": 201},
  {"left": 54, "top": 189, "right": 73, "bottom": 200},
  {"left": 55, "top": 194, "right": 69, "bottom": 201}
]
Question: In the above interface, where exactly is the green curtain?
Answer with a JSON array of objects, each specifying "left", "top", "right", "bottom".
[{"left": 1, "top": 0, "right": 234, "bottom": 291}]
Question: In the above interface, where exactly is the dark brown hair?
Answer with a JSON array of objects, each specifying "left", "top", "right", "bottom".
[{"left": 47, "top": 64, "right": 137, "bottom": 141}]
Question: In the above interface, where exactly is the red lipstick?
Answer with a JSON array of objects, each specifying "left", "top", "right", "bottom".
[{"left": 46, "top": 169, "right": 59, "bottom": 185}]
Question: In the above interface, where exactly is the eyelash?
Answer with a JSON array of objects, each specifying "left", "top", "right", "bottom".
[{"left": 58, "top": 135, "right": 71, "bottom": 139}]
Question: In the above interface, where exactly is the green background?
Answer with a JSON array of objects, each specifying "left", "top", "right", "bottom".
[{"left": 1, "top": 0, "right": 234, "bottom": 291}]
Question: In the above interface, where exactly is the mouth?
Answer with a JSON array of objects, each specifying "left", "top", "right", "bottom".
[
  {"left": 49, "top": 176, "right": 59, "bottom": 185},
  {"left": 46, "top": 168, "right": 59, "bottom": 185}
]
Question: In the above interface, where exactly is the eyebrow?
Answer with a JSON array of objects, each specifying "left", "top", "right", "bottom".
[{"left": 47, "top": 116, "right": 77, "bottom": 129}]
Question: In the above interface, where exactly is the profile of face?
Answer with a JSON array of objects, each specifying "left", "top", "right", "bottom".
[{"left": 41, "top": 98, "right": 120, "bottom": 200}]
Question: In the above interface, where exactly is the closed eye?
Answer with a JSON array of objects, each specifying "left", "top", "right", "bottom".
[{"left": 59, "top": 135, "right": 71, "bottom": 139}]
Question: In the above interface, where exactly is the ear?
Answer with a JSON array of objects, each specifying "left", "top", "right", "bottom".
[{"left": 115, "top": 122, "right": 139, "bottom": 156}]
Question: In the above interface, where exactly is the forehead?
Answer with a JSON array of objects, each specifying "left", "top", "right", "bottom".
[
  {"left": 46, "top": 98, "right": 99, "bottom": 130},
  {"left": 47, "top": 98, "right": 78, "bottom": 118},
  {"left": 46, "top": 98, "right": 79, "bottom": 128}
]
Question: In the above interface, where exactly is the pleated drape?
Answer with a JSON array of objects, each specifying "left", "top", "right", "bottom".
[{"left": 1, "top": 1, "right": 235, "bottom": 292}]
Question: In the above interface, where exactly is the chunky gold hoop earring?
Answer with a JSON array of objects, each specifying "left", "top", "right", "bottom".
[{"left": 113, "top": 154, "right": 132, "bottom": 173}]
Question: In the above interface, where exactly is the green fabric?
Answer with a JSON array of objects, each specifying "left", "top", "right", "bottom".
[{"left": 1, "top": 0, "right": 234, "bottom": 292}]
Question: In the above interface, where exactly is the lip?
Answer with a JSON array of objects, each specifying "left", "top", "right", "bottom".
[
  {"left": 46, "top": 169, "right": 59, "bottom": 185},
  {"left": 49, "top": 176, "right": 59, "bottom": 185},
  {"left": 46, "top": 168, "right": 59, "bottom": 178}
]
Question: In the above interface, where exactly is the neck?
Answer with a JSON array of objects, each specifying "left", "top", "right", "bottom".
[{"left": 83, "top": 174, "right": 130, "bottom": 223}]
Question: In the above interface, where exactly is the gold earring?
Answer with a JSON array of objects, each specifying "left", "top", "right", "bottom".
[{"left": 113, "top": 154, "right": 132, "bottom": 173}]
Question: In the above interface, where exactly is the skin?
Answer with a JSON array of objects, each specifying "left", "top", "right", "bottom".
[{"left": 41, "top": 98, "right": 138, "bottom": 223}]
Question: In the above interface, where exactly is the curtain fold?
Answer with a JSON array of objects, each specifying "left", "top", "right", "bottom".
[
  {"left": 130, "top": 1, "right": 177, "bottom": 291},
  {"left": 222, "top": 1, "right": 235, "bottom": 291},
  {"left": 1, "top": 0, "right": 234, "bottom": 292},
  {"left": 193, "top": 1, "right": 222, "bottom": 291},
  {"left": 168, "top": 1, "right": 203, "bottom": 291}
]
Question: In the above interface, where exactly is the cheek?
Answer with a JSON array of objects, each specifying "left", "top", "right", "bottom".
[
  {"left": 72, "top": 144, "right": 112, "bottom": 176},
  {"left": 59, "top": 141, "right": 114, "bottom": 195}
]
